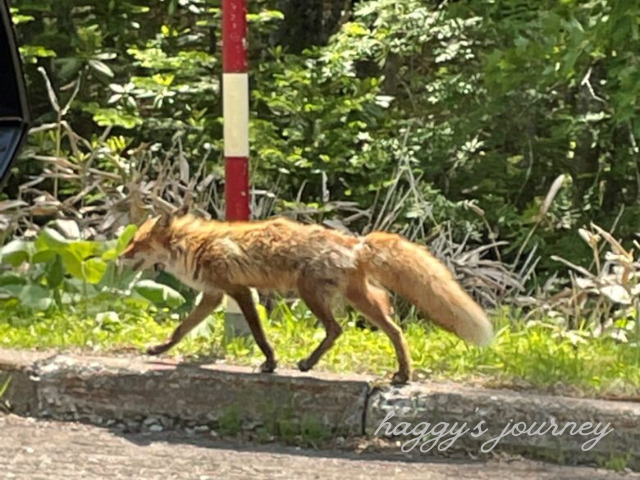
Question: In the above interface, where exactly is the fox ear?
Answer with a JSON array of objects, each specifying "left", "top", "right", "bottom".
[
  {"left": 156, "top": 211, "right": 172, "bottom": 228},
  {"left": 155, "top": 204, "right": 188, "bottom": 229}
]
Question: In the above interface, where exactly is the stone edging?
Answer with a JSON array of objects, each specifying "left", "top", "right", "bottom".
[{"left": 1, "top": 348, "right": 638, "bottom": 470}]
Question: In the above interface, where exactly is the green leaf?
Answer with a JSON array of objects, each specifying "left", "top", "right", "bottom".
[
  {"left": 46, "top": 254, "right": 65, "bottom": 289},
  {"left": 101, "top": 248, "right": 118, "bottom": 261},
  {"left": 82, "top": 258, "right": 108, "bottom": 284},
  {"left": 56, "top": 57, "right": 84, "bottom": 81},
  {"left": 58, "top": 250, "right": 83, "bottom": 280},
  {"left": 109, "top": 83, "right": 125, "bottom": 93},
  {"left": 103, "top": 226, "right": 135, "bottom": 260},
  {"left": 101, "top": 239, "right": 119, "bottom": 261},
  {"left": 87, "top": 107, "right": 143, "bottom": 129},
  {"left": 116, "top": 224, "right": 138, "bottom": 254},
  {"left": 0, "top": 272, "right": 27, "bottom": 286},
  {"left": 19, "top": 45, "right": 56, "bottom": 62},
  {"left": 133, "top": 279, "right": 186, "bottom": 308},
  {"left": 18, "top": 285, "right": 54, "bottom": 311},
  {"left": 68, "top": 241, "right": 102, "bottom": 261},
  {"left": 10, "top": 11, "right": 35, "bottom": 25},
  {"left": 88, "top": 59, "right": 114, "bottom": 79},
  {"left": 0, "top": 240, "right": 34, "bottom": 267},
  {"left": 32, "top": 249, "right": 56, "bottom": 264},
  {"left": 38, "top": 228, "right": 71, "bottom": 250},
  {"left": 1, "top": 284, "right": 22, "bottom": 297}
]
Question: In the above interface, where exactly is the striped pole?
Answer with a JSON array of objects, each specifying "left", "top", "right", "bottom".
[
  {"left": 222, "top": 0, "right": 249, "bottom": 220},
  {"left": 222, "top": 0, "right": 252, "bottom": 338}
]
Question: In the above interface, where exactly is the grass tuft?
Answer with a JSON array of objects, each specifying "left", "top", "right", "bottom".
[{"left": 1, "top": 298, "right": 638, "bottom": 398}]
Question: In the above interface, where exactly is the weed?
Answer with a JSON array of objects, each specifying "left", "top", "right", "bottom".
[
  {"left": 277, "top": 418, "right": 300, "bottom": 441},
  {"left": 0, "top": 375, "right": 12, "bottom": 412},
  {"left": 300, "top": 415, "right": 332, "bottom": 444},
  {"left": 217, "top": 408, "right": 242, "bottom": 436},
  {"left": 597, "top": 450, "right": 634, "bottom": 472}
]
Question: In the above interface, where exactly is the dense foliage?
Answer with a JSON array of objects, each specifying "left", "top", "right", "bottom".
[
  {"left": 6, "top": 0, "right": 640, "bottom": 280},
  {"left": 1, "top": 1, "right": 638, "bottom": 393}
]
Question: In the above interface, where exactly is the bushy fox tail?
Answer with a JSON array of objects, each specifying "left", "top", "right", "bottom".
[{"left": 359, "top": 232, "right": 494, "bottom": 347}]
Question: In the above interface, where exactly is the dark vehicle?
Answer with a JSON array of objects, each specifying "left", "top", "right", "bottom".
[{"left": 0, "top": 0, "right": 30, "bottom": 187}]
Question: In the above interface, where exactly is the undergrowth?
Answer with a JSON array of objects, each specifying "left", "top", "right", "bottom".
[{"left": 1, "top": 297, "right": 638, "bottom": 399}]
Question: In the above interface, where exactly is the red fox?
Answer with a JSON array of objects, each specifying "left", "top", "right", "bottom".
[{"left": 120, "top": 207, "right": 493, "bottom": 384}]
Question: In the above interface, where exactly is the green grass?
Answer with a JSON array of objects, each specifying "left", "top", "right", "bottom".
[{"left": 1, "top": 297, "right": 639, "bottom": 398}]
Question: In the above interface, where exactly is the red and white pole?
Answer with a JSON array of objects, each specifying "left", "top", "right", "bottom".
[
  {"left": 222, "top": 0, "right": 253, "bottom": 337},
  {"left": 222, "top": 0, "right": 250, "bottom": 221}
]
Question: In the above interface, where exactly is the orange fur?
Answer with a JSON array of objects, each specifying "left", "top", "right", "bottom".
[{"left": 120, "top": 210, "right": 494, "bottom": 384}]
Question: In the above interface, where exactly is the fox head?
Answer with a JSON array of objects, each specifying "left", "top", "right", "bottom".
[{"left": 119, "top": 205, "right": 189, "bottom": 271}]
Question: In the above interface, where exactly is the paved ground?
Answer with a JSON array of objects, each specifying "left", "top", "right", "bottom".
[{"left": 0, "top": 414, "right": 636, "bottom": 480}]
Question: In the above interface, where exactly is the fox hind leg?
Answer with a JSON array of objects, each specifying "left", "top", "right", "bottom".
[
  {"left": 147, "top": 290, "right": 224, "bottom": 356},
  {"left": 296, "top": 279, "right": 342, "bottom": 372},
  {"left": 345, "top": 277, "right": 412, "bottom": 385}
]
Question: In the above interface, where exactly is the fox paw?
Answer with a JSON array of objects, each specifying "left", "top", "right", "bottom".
[
  {"left": 146, "top": 343, "right": 170, "bottom": 356},
  {"left": 297, "top": 359, "right": 312, "bottom": 372},
  {"left": 260, "top": 359, "right": 277, "bottom": 373},
  {"left": 390, "top": 371, "right": 410, "bottom": 386}
]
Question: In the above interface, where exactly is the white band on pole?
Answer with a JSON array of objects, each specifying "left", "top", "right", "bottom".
[{"left": 223, "top": 72, "right": 250, "bottom": 158}]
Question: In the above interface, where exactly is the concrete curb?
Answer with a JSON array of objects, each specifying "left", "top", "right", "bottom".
[
  {"left": 367, "top": 383, "right": 640, "bottom": 469},
  {"left": 0, "top": 349, "right": 369, "bottom": 436},
  {"left": 1, "top": 348, "right": 638, "bottom": 470}
]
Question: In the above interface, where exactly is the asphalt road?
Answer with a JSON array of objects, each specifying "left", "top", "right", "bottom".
[{"left": 0, "top": 414, "right": 636, "bottom": 480}]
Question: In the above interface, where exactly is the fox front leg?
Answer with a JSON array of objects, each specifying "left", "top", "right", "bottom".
[
  {"left": 146, "top": 291, "right": 224, "bottom": 356},
  {"left": 225, "top": 285, "right": 278, "bottom": 373}
]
